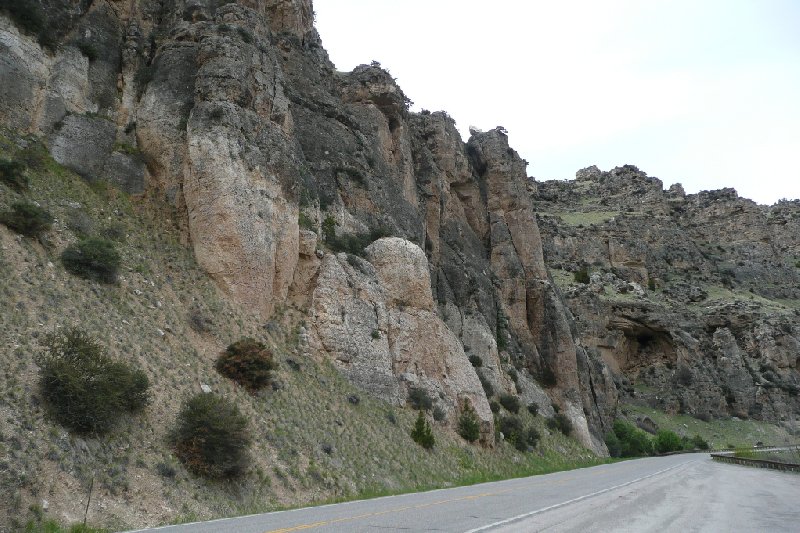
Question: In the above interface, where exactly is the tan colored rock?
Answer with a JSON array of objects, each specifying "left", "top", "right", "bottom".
[
  {"left": 365, "top": 237, "right": 434, "bottom": 311},
  {"left": 309, "top": 239, "right": 494, "bottom": 440}
]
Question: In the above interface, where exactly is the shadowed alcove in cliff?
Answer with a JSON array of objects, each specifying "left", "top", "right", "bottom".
[{"left": 606, "top": 316, "right": 677, "bottom": 374}]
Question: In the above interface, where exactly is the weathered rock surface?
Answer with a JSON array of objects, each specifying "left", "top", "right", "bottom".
[
  {"left": 308, "top": 238, "right": 493, "bottom": 439},
  {"left": 533, "top": 165, "right": 800, "bottom": 426}
]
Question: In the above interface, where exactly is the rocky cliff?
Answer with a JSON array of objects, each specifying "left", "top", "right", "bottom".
[
  {"left": 532, "top": 165, "right": 800, "bottom": 425},
  {"left": 1, "top": 0, "right": 621, "bottom": 454}
]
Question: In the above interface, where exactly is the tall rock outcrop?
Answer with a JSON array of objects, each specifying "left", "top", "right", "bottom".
[{"left": 1, "top": 0, "right": 622, "bottom": 452}]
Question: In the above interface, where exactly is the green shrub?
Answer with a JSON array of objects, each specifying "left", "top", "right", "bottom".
[
  {"left": 172, "top": 393, "right": 251, "bottom": 478},
  {"left": 0, "top": 201, "right": 52, "bottom": 237},
  {"left": 604, "top": 430, "right": 622, "bottom": 457},
  {"left": 498, "top": 393, "right": 520, "bottom": 413},
  {"left": 432, "top": 405, "right": 445, "bottom": 422},
  {"left": 468, "top": 355, "right": 483, "bottom": 367},
  {"left": 410, "top": 410, "right": 434, "bottom": 449},
  {"left": 61, "top": 237, "right": 120, "bottom": 283},
  {"left": 611, "top": 420, "right": 653, "bottom": 457},
  {"left": 0, "top": 159, "right": 28, "bottom": 190},
  {"left": 489, "top": 400, "right": 500, "bottom": 413},
  {"left": 547, "top": 413, "right": 573, "bottom": 436},
  {"left": 457, "top": 401, "right": 480, "bottom": 443},
  {"left": 525, "top": 427, "right": 541, "bottom": 448},
  {"left": 1, "top": 0, "right": 46, "bottom": 36},
  {"left": 477, "top": 370, "right": 493, "bottom": 397},
  {"left": 36, "top": 328, "right": 149, "bottom": 434},
  {"left": 574, "top": 267, "right": 590, "bottom": 284},
  {"left": 215, "top": 338, "right": 276, "bottom": 392},
  {"left": 499, "top": 415, "right": 525, "bottom": 450},
  {"left": 654, "top": 429, "right": 683, "bottom": 454},
  {"left": 327, "top": 227, "right": 391, "bottom": 257},
  {"left": 76, "top": 41, "right": 98, "bottom": 61},
  {"left": 408, "top": 387, "right": 433, "bottom": 411},
  {"left": 527, "top": 402, "right": 539, "bottom": 416},
  {"left": 690, "top": 434, "right": 709, "bottom": 450}
]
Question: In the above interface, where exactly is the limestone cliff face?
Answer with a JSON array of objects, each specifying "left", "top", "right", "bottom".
[
  {"left": 1, "top": 0, "right": 618, "bottom": 452},
  {"left": 533, "top": 165, "right": 800, "bottom": 426}
]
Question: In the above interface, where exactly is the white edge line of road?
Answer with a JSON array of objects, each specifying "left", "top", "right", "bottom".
[
  {"left": 121, "top": 458, "right": 688, "bottom": 533},
  {"left": 463, "top": 459, "right": 695, "bottom": 533}
]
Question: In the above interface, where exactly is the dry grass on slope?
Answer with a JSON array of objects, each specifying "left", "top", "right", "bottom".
[{"left": 0, "top": 132, "right": 602, "bottom": 532}]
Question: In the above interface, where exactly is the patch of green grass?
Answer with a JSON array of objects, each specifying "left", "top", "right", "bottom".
[
  {"left": 545, "top": 211, "right": 619, "bottom": 227},
  {"left": 621, "top": 402, "right": 794, "bottom": 449}
]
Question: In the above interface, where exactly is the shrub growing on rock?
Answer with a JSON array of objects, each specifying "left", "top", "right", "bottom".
[
  {"left": 215, "top": 338, "right": 276, "bottom": 392},
  {"left": 61, "top": 237, "right": 120, "bottom": 283},
  {"left": 547, "top": 413, "right": 573, "bottom": 436},
  {"left": 527, "top": 402, "right": 539, "bottom": 416},
  {"left": 36, "top": 328, "right": 149, "bottom": 434},
  {"left": 525, "top": 427, "right": 541, "bottom": 449},
  {"left": 457, "top": 401, "right": 480, "bottom": 443},
  {"left": 172, "top": 393, "right": 251, "bottom": 478},
  {"left": 408, "top": 387, "right": 433, "bottom": 411},
  {"left": 0, "top": 201, "right": 52, "bottom": 237},
  {"left": 0, "top": 159, "right": 28, "bottom": 190},
  {"left": 411, "top": 411, "right": 434, "bottom": 449},
  {"left": 574, "top": 267, "right": 590, "bottom": 284},
  {"left": 468, "top": 355, "right": 483, "bottom": 367},
  {"left": 499, "top": 415, "right": 524, "bottom": 450},
  {"left": 498, "top": 393, "right": 520, "bottom": 413}
]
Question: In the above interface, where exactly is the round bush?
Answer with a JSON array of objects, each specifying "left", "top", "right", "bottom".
[
  {"left": 547, "top": 413, "right": 573, "bottom": 436},
  {"left": 172, "top": 393, "right": 251, "bottom": 479},
  {"left": 654, "top": 429, "right": 683, "bottom": 454},
  {"left": 408, "top": 387, "right": 433, "bottom": 411},
  {"left": 0, "top": 159, "right": 28, "bottom": 190},
  {"left": 61, "top": 237, "right": 120, "bottom": 283},
  {"left": 37, "top": 328, "right": 149, "bottom": 434},
  {"left": 0, "top": 201, "right": 52, "bottom": 237},
  {"left": 216, "top": 338, "right": 276, "bottom": 392},
  {"left": 499, "top": 415, "right": 524, "bottom": 448},
  {"left": 498, "top": 393, "right": 521, "bottom": 413}
]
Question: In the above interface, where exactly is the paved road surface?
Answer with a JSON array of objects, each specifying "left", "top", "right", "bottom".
[{"left": 127, "top": 454, "right": 800, "bottom": 532}]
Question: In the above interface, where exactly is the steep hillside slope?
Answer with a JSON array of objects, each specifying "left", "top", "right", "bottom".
[{"left": 0, "top": 132, "right": 598, "bottom": 531}]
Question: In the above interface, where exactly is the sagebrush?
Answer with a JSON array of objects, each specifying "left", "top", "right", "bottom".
[
  {"left": 172, "top": 393, "right": 251, "bottom": 479},
  {"left": 36, "top": 328, "right": 149, "bottom": 434}
]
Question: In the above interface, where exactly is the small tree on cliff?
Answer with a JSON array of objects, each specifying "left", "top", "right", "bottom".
[
  {"left": 411, "top": 410, "right": 435, "bottom": 449},
  {"left": 458, "top": 400, "right": 481, "bottom": 443}
]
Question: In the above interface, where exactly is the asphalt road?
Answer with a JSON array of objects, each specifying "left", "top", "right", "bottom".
[{"left": 127, "top": 454, "right": 800, "bottom": 533}]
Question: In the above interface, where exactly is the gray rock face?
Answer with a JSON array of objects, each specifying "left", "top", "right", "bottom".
[
  {"left": 0, "top": 0, "right": 674, "bottom": 453},
  {"left": 533, "top": 165, "right": 800, "bottom": 425}
]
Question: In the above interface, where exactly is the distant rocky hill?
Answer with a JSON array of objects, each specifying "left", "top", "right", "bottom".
[
  {"left": 532, "top": 165, "right": 800, "bottom": 423},
  {"left": 1, "top": 0, "right": 798, "bottom": 529}
]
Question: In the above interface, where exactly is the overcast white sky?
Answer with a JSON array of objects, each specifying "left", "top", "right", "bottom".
[{"left": 314, "top": 0, "right": 800, "bottom": 205}]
